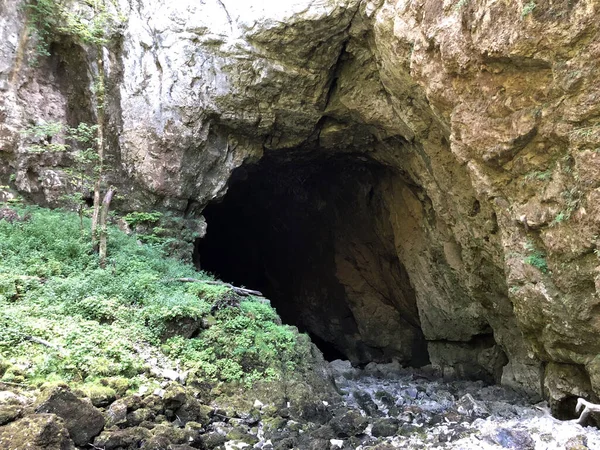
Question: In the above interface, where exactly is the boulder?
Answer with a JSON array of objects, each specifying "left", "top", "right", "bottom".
[
  {"left": 0, "top": 413, "right": 75, "bottom": 449},
  {"left": 94, "top": 427, "right": 153, "bottom": 449},
  {"left": 35, "top": 386, "right": 105, "bottom": 446}
]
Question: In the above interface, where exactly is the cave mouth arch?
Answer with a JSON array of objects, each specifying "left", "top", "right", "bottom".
[{"left": 195, "top": 151, "right": 429, "bottom": 367}]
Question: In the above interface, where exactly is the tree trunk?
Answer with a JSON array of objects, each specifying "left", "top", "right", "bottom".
[
  {"left": 91, "top": 46, "right": 106, "bottom": 253},
  {"left": 99, "top": 187, "right": 115, "bottom": 268}
]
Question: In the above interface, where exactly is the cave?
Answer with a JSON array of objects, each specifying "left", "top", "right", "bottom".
[{"left": 195, "top": 151, "right": 430, "bottom": 367}]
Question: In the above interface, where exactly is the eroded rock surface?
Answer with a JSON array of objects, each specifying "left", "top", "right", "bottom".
[{"left": 2, "top": 0, "right": 600, "bottom": 405}]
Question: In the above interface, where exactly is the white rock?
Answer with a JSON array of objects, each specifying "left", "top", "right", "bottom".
[
  {"left": 253, "top": 399, "right": 264, "bottom": 409},
  {"left": 330, "top": 439, "right": 344, "bottom": 448}
]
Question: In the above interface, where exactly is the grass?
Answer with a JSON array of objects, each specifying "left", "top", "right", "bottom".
[{"left": 0, "top": 205, "right": 310, "bottom": 391}]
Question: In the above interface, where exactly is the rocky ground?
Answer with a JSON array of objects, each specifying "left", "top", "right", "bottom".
[{"left": 2, "top": 359, "right": 600, "bottom": 449}]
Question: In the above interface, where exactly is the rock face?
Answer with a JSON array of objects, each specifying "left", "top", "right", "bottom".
[{"left": 3, "top": 0, "right": 600, "bottom": 405}]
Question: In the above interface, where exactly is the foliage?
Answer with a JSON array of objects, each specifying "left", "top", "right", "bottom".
[
  {"left": 524, "top": 240, "right": 548, "bottom": 273},
  {"left": 0, "top": 206, "right": 307, "bottom": 389},
  {"left": 524, "top": 169, "right": 552, "bottom": 182},
  {"left": 522, "top": 1, "right": 537, "bottom": 18},
  {"left": 453, "top": 0, "right": 469, "bottom": 11},
  {"left": 163, "top": 301, "right": 305, "bottom": 385},
  {"left": 23, "top": 0, "right": 60, "bottom": 65},
  {"left": 123, "top": 211, "right": 163, "bottom": 228},
  {"left": 24, "top": 0, "right": 123, "bottom": 64}
]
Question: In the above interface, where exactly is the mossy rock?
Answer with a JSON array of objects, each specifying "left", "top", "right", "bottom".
[
  {"left": 76, "top": 383, "right": 117, "bottom": 407},
  {"left": 0, "top": 404, "right": 22, "bottom": 426},
  {"left": 225, "top": 427, "right": 259, "bottom": 445},
  {"left": 0, "top": 414, "right": 75, "bottom": 449}
]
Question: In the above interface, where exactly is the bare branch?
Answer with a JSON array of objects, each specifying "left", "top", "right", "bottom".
[{"left": 166, "top": 278, "right": 264, "bottom": 297}]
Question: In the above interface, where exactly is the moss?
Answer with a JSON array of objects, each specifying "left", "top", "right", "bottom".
[{"left": 76, "top": 382, "right": 117, "bottom": 407}]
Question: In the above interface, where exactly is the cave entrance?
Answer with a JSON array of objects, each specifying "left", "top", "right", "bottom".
[{"left": 195, "top": 152, "right": 429, "bottom": 366}]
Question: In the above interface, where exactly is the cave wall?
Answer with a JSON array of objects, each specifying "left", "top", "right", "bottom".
[{"left": 2, "top": 0, "right": 600, "bottom": 403}]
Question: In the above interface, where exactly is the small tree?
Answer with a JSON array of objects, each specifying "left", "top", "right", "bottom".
[{"left": 22, "top": 0, "right": 123, "bottom": 267}]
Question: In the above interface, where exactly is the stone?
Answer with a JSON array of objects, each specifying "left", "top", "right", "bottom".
[
  {"left": 0, "top": 391, "right": 27, "bottom": 406},
  {"left": 456, "top": 394, "right": 490, "bottom": 418},
  {"left": 163, "top": 384, "right": 187, "bottom": 410},
  {"left": 35, "top": 386, "right": 105, "bottom": 446},
  {"left": 106, "top": 400, "right": 128, "bottom": 427},
  {"left": 565, "top": 435, "right": 589, "bottom": 450},
  {"left": 353, "top": 391, "right": 381, "bottom": 417},
  {"left": 203, "top": 431, "right": 227, "bottom": 449},
  {"left": 487, "top": 428, "right": 535, "bottom": 450},
  {"left": 371, "top": 418, "right": 399, "bottom": 437},
  {"left": 94, "top": 427, "right": 153, "bottom": 449},
  {"left": 0, "top": 404, "right": 21, "bottom": 426},
  {"left": 329, "top": 409, "right": 368, "bottom": 438},
  {"left": 0, "top": 414, "right": 75, "bottom": 449}
]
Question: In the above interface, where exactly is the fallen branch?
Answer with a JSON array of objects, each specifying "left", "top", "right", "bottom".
[
  {"left": 0, "top": 380, "right": 29, "bottom": 388},
  {"left": 167, "top": 278, "right": 264, "bottom": 297},
  {"left": 24, "top": 335, "right": 66, "bottom": 357},
  {"left": 575, "top": 398, "right": 600, "bottom": 425},
  {"left": 25, "top": 335, "right": 60, "bottom": 350}
]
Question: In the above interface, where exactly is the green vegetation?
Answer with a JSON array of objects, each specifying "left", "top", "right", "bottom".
[
  {"left": 453, "top": 0, "right": 469, "bottom": 11},
  {"left": 524, "top": 169, "right": 552, "bottom": 182},
  {"left": 0, "top": 206, "right": 309, "bottom": 391},
  {"left": 522, "top": 1, "right": 537, "bottom": 18},
  {"left": 524, "top": 240, "right": 549, "bottom": 273},
  {"left": 23, "top": 0, "right": 61, "bottom": 65}
]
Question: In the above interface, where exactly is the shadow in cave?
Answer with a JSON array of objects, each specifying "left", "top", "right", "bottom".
[{"left": 195, "top": 152, "right": 429, "bottom": 367}]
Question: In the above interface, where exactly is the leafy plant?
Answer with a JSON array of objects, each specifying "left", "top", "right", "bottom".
[
  {"left": 524, "top": 169, "right": 552, "bottom": 182},
  {"left": 453, "top": 0, "right": 469, "bottom": 11},
  {"left": 524, "top": 240, "right": 548, "bottom": 273},
  {"left": 123, "top": 211, "right": 163, "bottom": 228},
  {"left": 522, "top": 1, "right": 537, "bottom": 18},
  {"left": 23, "top": 0, "right": 61, "bottom": 65}
]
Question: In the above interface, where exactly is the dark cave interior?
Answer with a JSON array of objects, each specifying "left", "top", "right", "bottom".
[{"left": 195, "top": 152, "right": 429, "bottom": 366}]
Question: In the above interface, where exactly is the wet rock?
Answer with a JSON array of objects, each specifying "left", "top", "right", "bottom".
[
  {"left": 456, "top": 393, "right": 490, "bottom": 418},
  {"left": 175, "top": 398, "right": 212, "bottom": 425},
  {"left": 163, "top": 384, "right": 187, "bottom": 410},
  {"left": 106, "top": 399, "right": 128, "bottom": 427},
  {"left": 353, "top": 391, "right": 380, "bottom": 417},
  {"left": 329, "top": 409, "right": 368, "bottom": 438},
  {"left": 0, "top": 404, "right": 21, "bottom": 426},
  {"left": 299, "top": 400, "right": 333, "bottom": 424},
  {"left": 127, "top": 407, "right": 155, "bottom": 427},
  {"left": 371, "top": 418, "right": 399, "bottom": 437},
  {"left": 566, "top": 434, "right": 589, "bottom": 450},
  {"left": 94, "top": 426, "right": 152, "bottom": 449},
  {"left": 226, "top": 426, "right": 259, "bottom": 445},
  {"left": 35, "top": 386, "right": 105, "bottom": 446},
  {"left": 374, "top": 390, "right": 395, "bottom": 407},
  {"left": 0, "top": 413, "right": 75, "bottom": 449},
  {"left": 487, "top": 427, "right": 535, "bottom": 449}
]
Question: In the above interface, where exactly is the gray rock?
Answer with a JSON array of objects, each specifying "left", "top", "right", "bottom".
[
  {"left": 94, "top": 427, "right": 153, "bottom": 450},
  {"left": 487, "top": 428, "right": 535, "bottom": 450},
  {"left": 329, "top": 409, "right": 368, "bottom": 438},
  {"left": 353, "top": 391, "right": 381, "bottom": 417},
  {"left": 35, "top": 386, "right": 105, "bottom": 446},
  {"left": 371, "top": 418, "right": 399, "bottom": 437},
  {"left": 456, "top": 393, "right": 489, "bottom": 418}
]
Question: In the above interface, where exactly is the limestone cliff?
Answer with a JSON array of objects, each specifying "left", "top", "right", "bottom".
[{"left": 2, "top": 0, "right": 600, "bottom": 412}]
